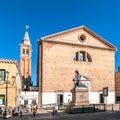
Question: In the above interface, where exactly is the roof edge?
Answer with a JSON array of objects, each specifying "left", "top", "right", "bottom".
[
  {"left": 40, "top": 25, "right": 116, "bottom": 50},
  {"left": 41, "top": 25, "right": 85, "bottom": 40},
  {"left": 0, "top": 58, "right": 18, "bottom": 63}
]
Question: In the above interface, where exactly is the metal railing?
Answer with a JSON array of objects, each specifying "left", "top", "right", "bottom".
[{"left": 66, "top": 104, "right": 106, "bottom": 113}]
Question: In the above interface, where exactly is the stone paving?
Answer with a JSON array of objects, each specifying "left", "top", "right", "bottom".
[{"left": 2, "top": 109, "right": 120, "bottom": 120}]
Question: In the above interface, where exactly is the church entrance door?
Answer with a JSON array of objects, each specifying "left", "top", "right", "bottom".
[
  {"left": 57, "top": 94, "right": 63, "bottom": 106},
  {"left": 100, "top": 94, "right": 104, "bottom": 103}
]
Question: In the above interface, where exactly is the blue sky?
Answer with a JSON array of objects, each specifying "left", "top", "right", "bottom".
[{"left": 0, "top": 0, "right": 120, "bottom": 85}]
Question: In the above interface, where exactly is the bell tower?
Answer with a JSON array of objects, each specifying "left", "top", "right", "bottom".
[{"left": 20, "top": 26, "right": 32, "bottom": 91}]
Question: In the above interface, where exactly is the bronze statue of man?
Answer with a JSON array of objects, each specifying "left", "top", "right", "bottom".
[{"left": 74, "top": 70, "right": 86, "bottom": 88}]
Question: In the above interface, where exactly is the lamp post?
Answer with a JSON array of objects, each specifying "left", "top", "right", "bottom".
[
  {"left": 3, "top": 71, "right": 15, "bottom": 118},
  {"left": 4, "top": 71, "right": 9, "bottom": 118},
  {"left": 12, "top": 76, "right": 16, "bottom": 106}
]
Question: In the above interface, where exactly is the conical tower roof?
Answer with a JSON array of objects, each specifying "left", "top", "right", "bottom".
[{"left": 22, "top": 25, "right": 31, "bottom": 45}]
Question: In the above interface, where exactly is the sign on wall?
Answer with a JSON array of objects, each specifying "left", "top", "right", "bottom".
[{"left": 103, "top": 87, "right": 108, "bottom": 97}]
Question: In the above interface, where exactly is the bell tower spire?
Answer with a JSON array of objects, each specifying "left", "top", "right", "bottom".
[
  {"left": 20, "top": 25, "right": 32, "bottom": 91},
  {"left": 22, "top": 25, "right": 31, "bottom": 45}
]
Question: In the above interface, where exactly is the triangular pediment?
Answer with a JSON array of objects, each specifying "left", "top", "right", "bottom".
[{"left": 41, "top": 26, "right": 116, "bottom": 51}]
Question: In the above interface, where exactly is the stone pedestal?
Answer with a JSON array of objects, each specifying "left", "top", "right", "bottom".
[{"left": 71, "top": 87, "right": 89, "bottom": 106}]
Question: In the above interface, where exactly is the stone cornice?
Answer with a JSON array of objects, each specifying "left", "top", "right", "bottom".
[
  {"left": 41, "top": 25, "right": 85, "bottom": 39},
  {"left": 19, "top": 44, "right": 32, "bottom": 47},
  {"left": 41, "top": 40, "right": 116, "bottom": 51},
  {"left": 0, "top": 59, "right": 22, "bottom": 78},
  {"left": 0, "top": 59, "right": 17, "bottom": 64},
  {"left": 40, "top": 25, "right": 116, "bottom": 51}
]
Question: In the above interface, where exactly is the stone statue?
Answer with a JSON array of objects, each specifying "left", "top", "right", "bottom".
[{"left": 74, "top": 71, "right": 86, "bottom": 88}]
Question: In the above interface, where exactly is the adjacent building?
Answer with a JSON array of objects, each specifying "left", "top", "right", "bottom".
[
  {"left": 20, "top": 91, "right": 38, "bottom": 106},
  {"left": 115, "top": 67, "right": 120, "bottom": 102},
  {"left": 37, "top": 25, "right": 116, "bottom": 107},
  {"left": 0, "top": 26, "right": 38, "bottom": 108},
  {"left": 0, "top": 59, "right": 22, "bottom": 107}
]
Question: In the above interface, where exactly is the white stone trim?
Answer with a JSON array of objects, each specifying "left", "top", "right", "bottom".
[
  {"left": 89, "top": 91, "right": 115, "bottom": 104},
  {"left": 20, "top": 91, "right": 38, "bottom": 105},
  {"left": 42, "top": 92, "right": 72, "bottom": 106},
  {"left": 42, "top": 91, "right": 115, "bottom": 107}
]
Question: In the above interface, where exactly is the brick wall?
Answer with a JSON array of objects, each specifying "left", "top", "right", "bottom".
[{"left": 41, "top": 41, "right": 115, "bottom": 93}]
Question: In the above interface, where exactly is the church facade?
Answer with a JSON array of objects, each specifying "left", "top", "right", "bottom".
[{"left": 37, "top": 26, "right": 116, "bottom": 107}]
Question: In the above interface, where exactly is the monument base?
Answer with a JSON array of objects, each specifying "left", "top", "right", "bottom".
[{"left": 71, "top": 87, "right": 89, "bottom": 106}]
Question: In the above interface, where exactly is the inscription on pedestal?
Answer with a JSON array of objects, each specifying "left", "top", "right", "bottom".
[{"left": 71, "top": 87, "right": 89, "bottom": 106}]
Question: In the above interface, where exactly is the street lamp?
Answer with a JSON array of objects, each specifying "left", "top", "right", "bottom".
[
  {"left": 0, "top": 75, "right": 2, "bottom": 81},
  {"left": 3, "top": 71, "right": 9, "bottom": 118},
  {"left": 12, "top": 76, "right": 16, "bottom": 83},
  {"left": 5, "top": 71, "right": 9, "bottom": 106},
  {"left": 3, "top": 71, "right": 15, "bottom": 118}
]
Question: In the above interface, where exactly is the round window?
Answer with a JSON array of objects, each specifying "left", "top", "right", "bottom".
[{"left": 78, "top": 34, "right": 86, "bottom": 42}]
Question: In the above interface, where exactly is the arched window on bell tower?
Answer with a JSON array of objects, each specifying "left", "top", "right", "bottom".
[
  {"left": 22, "top": 49, "right": 25, "bottom": 55},
  {"left": 26, "top": 49, "right": 29, "bottom": 55}
]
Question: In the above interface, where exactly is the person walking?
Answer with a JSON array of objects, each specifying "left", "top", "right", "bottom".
[
  {"left": 33, "top": 108, "right": 36, "bottom": 117},
  {"left": 30, "top": 103, "right": 33, "bottom": 112},
  {"left": 36, "top": 104, "right": 38, "bottom": 112}
]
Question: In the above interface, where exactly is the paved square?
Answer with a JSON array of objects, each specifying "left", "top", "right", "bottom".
[{"left": 5, "top": 111, "right": 120, "bottom": 120}]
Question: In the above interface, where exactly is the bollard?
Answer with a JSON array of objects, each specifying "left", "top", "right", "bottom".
[
  {"left": 52, "top": 106, "right": 55, "bottom": 116},
  {"left": 83, "top": 105, "right": 84, "bottom": 113},
  {"left": 70, "top": 105, "right": 72, "bottom": 114},
  {"left": 104, "top": 104, "right": 105, "bottom": 112},
  {"left": 52, "top": 109, "right": 55, "bottom": 116},
  {"left": 119, "top": 102, "right": 120, "bottom": 110},
  {"left": 112, "top": 104, "right": 113, "bottom": 111},
  {"left": 20, "top": 111, "right": 22, "bottom": 118}
]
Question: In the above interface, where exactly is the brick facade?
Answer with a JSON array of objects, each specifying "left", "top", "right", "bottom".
[
  {"left": 115, "top": 67, "right": 120, "bottom": 101},
  {"left": 20, "top": 46, "right": 32, "bottom": 78},
  {"left": 37, "top": 26, "right": 116, "bottom": 107}
]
